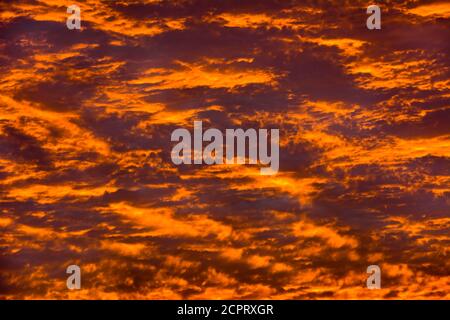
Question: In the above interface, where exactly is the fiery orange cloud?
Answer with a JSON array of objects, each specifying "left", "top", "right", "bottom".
[{"left": 0, "top": 0, "right": 448, "bottom": 300}]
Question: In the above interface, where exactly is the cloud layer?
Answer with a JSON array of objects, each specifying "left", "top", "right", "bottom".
[{"left": 0, "top": 0, "right": 449, "bottom": 299}]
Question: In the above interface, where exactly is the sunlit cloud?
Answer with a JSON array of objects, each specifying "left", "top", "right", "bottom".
[{"left": 0, "top": 0, "right": 448, "bottom": 300}]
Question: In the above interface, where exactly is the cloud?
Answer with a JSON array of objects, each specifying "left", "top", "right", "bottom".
[{"left": 0, "top": 0, "right": 448, "bottom": 299}]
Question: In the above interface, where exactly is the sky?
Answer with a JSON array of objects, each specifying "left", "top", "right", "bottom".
[{"left": 0, "top": 0, "right": 449, "bottom": 299}]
